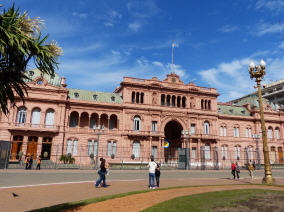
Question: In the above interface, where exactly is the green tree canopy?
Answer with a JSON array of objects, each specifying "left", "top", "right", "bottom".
[{"left": 0, "top": 5, "right": 62, "bottom": 115}]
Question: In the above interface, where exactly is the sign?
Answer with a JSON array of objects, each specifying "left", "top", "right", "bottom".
[{"left": 164, "top": 140, "right": 170, "bottom": 148}]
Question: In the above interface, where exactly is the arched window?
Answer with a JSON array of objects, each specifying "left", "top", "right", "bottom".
[
  {"left": 204, "top": 121, "right": 210, "bottom": 135},
  {"left": 31, "top": 108, "right": 41, "bottom": 125},
  {"left": 161, "top": 94, "right": 165, "bottom": 106},
  {"left": 177, "top": 96, "right": 181, "bottom": 107},
  {"left": 131, "top": 92, "right": 135, "bottom": 103},
  {"left": 234, "top": 145, "right": 241, "bottom": 160},
  {"left": 247, "top": 146, "right": 254, "bottom": 161},
  {"left": 109, "top": 114, "right": 118, "bottom": 130},
  {"left": 172, "top": 95, "right": 176, "bottom": 107},
  {"left": 133, "top": 116, "right": 141, "bottom": 131},
  {"left": 69, "top": 112, "right": 79, "bottom": 127},
  {"left": 204, "top": 99, "right": 207, "bottom": 110},
  {"left": 132, "top": 141, "right": 140, "bottom": 158},
  {"left": 275, "top": 127, "right": 280, "bottom": 140},
  {"left": 201, "top": 99, "right": 204, "bottom": 110},
  {"left": 221, "top": 145, "right": 228, "bottom": 160},
  {"left": 16, "top": 107, "right": 27, "bottom": 124},
  {"left": 136, "top": 92, "right": 140, "bottom": 103},
  {"left": 220, "top": 126, "right": 223, "bottom": 136},
  {"left": 268, "top": 127, "right": 273, "bottom": 139},
  {"left": 140, "top": 93, "right": 144, "bottom": 104},
  {"left": 223, "top": 126, "right": 227, "bottom": 136},
  {"left": 182, "top": 97, "right": 186, "bottom": 108},
  {"left": 208, "top": 100, "right": 211, "bottom": 110},
  {"left": 45, "top": 109, "right": 55, "bottom": 127},
  {"left": 166, "top": 95, "right": 171, "bottom": 106}
]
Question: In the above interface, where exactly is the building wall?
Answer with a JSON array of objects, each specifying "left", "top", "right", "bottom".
[{"left": 0, "top": 73, "right": 284, "bottom": 167}]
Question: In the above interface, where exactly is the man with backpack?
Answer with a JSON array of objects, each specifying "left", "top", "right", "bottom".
[{"left": 148, "top": 156, "right": 157, "bottom": 189}]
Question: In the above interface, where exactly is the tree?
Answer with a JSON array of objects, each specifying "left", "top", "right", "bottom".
[{"left": 0, "top": 5, "right": 62, "bottom": 115}]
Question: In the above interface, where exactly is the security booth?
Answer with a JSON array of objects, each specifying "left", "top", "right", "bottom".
[{"left": 0, "top": 140, "right": 11, "bottom": 169}]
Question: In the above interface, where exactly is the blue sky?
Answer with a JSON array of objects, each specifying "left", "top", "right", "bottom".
[{"left": 3, "top": 0, "right": 284, "bottom": 102}]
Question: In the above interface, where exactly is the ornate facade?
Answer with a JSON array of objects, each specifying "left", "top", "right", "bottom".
[{"left": 0, "top": 69, "right": 284, "bottom": 168}]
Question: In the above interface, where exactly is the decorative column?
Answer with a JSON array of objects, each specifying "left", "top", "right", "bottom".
[
  {"left": 22, "top": 136, "right": 28, "bottom": 157},
  {"left": 37, "top": 137, "right": 43, "bottom": 157}
]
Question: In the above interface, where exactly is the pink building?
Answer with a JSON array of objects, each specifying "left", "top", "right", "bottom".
[{"left": 0, "top": 69, "right": 283, "bottom": 168}]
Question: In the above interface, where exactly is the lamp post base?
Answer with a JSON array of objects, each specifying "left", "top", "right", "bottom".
[{"left": 262, "top": 175, "right": 275, "bottom": 184}]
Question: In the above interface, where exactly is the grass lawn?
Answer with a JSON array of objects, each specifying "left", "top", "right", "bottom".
[{"left": 142, "top": 189, "right": 284, "bottom": 212}]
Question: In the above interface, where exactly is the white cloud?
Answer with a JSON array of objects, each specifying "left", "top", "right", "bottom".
[
  {"left": 63, "top": 43, "right": 103, "bottom": 55},
  {"left": 72, "top": 12, "right": 88, "bottom": 19},
  {"left": 101, "top": 9, "right": 122, "bottom": 28},
  {"left": 255, "top": 0, "right": 284, "bottom": 12},
  {"left": 218, "top": 24, "right": 239, "bottom": 33},
  {"left": 128, "top": 22, "right": 142, "bottom": 32},
  {"left": 256, "top": 23, "right": 281, "bottom": 36},
  {"left": 152, "top": 61, "right": 163, "bottom": 67},
  {"left": 127, "top": 1, "right": 160, "bottom": 18}
]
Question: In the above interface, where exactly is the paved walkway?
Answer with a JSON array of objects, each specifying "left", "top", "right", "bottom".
[{"left": 0, "top": 170, "right": 284, "bottom": 211}]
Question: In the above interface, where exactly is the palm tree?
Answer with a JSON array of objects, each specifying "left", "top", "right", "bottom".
[{"left": 0, "top": 5, "right": 62, "bottom": 115}]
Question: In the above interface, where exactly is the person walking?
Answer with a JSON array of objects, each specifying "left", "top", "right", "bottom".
[
  {"left": 25, "top": 156, "right": 29, "bottom": 170},
  {"left": 248, "top": 161, "right": 254, "bottom": 179},
  {"left": 36, "top": 156, "right": 41, "bottom": 170},
  {"left": 235, "top": 162, "right": 240, "bottom": 179},
  {"left": 155, "top": 163, "right": 160, "bottom": 188},
  {"left": 231, "top": 162, "right": 236, "bottom": 179},
  {"left": 95, "top": 159, "right": 107, "bottom": 188},
  {"left": 148, "top": 157, "right": 157, "bottom": 189},
  {"left": 28, "top": 155, "right": 33, "bottom": 169}
]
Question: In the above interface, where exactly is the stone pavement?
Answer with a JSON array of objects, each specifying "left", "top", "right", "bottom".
[{"left": 0, "top": 169, "right": 284, "bottom": 212}]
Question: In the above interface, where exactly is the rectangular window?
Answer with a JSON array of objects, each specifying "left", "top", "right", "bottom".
[
  {"left": 93, "top": 141, "right": 98, "bottom": 156},
  {"left": 107, "top": 141, "right": 112, "bottom": 156},
  {"left": 190, "top": 124, "right": 195, "bottom": 135},
  {"left": 132, "top": 141, "right": 140, "bottom": 158},
  {"left": 191, "top": 147, "right": 196, "bottom": 159},
  {"left": 67, "top": 140, "right": 72, "bottom": 154},
  {"left": 73, "top": 140, "right": 78, "bottom": 155},
  {"left": 152, "top": 146, "right": 157, "bottom": 159},
  {"left": 220, "top": 127, "right": 223, "bottom": 136},
  {"left": 245, "top": 128, "right": 248, "bottom": 137},
  {"left": 87, "top": 140, "right": 93, "bottom": 156},
  {"left": 152, "top": 121, "right": 157, "bottom": 132},
  {"left": 224, "top": 127, "right": 227, "bottom": 136},
  {"left": 204, "top": 145, "right": 210, "bottom": 160},
  {"left": 248, "top": 128, "right": 252, "bottom": 138},
  {"left": 268, "top": 129, "right": 272, "bottom": 139},
  {"left": 112, "top": 141, "right": 117, "bottom": 156},
  {"left": 221, "top": 146, "right": 228, "bottom": 160},
  {"left": 236, "top": 128, "right": 239, "bottom": 137}
]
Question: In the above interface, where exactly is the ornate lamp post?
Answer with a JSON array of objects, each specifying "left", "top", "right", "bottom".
[
  {"left": 249, "top": 59, "right": 275, "bottom": 184},
  {"left": 181, "top": 130, "right": 190, "bottom": 170},
  {"left": 93, "top": 124, "right": 104, "bottom": 170}
]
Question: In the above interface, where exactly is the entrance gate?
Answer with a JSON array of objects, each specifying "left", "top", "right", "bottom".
[
  {"left": 178, "top": 148, "right": 186, "bottom": 169},
  {"left": 0, "top": 141, "right": 11, "bottom": 169}
]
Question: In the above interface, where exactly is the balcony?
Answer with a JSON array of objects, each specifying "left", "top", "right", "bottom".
[{"left": 8, "top": 123, "right": 59, "bottom": 133}]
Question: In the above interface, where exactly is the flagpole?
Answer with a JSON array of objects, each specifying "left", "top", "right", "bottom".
[{"left": 172, "top": 41, "right": 174, "bottom": 73}]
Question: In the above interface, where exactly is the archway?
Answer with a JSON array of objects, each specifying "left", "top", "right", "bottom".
[{"left": 164, "top": 120, "right": 183, "bottom": 163}]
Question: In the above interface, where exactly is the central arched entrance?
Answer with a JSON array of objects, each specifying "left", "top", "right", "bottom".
[{"left": 164, "top": 120, "right": 183, "bottom": 164}]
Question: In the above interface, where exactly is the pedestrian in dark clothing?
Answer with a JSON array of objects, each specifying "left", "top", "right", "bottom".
[
  {"left": 231, "top": 162, "right": 236, "bottom": 179},
  {"left": 28, "top": 156, "right": 33, "bottom": 169},
  {"left": 155, "top": 164, "right": 160, "bottom": 188},
  {"left": 95, "top": 159, "right": 107, "bottom": 188}
]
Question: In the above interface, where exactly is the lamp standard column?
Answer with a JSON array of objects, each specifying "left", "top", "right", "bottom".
[
  {"left": 249, "top": 60, "right": 275, "bottom": 184},
  {"left": 94, "top": 124, "right": 104, "bottom": 170}
]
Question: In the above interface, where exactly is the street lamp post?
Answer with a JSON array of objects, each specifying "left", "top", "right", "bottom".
[
  {"left": 249, "top": 60, "right": 275, "bottom": 184},
  {"left": 181, "top": 130, "right": 190, "bottom": 170},
  {"left": 93, "top": 124, "right": 104, "bottom": 170},
  {"left": 253, "top": 133, "right": 261, "bottom": 170}
]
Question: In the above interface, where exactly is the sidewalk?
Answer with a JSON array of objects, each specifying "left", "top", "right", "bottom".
[{"left": 1, "top": 177, "right": 284, "bottom": 212}]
